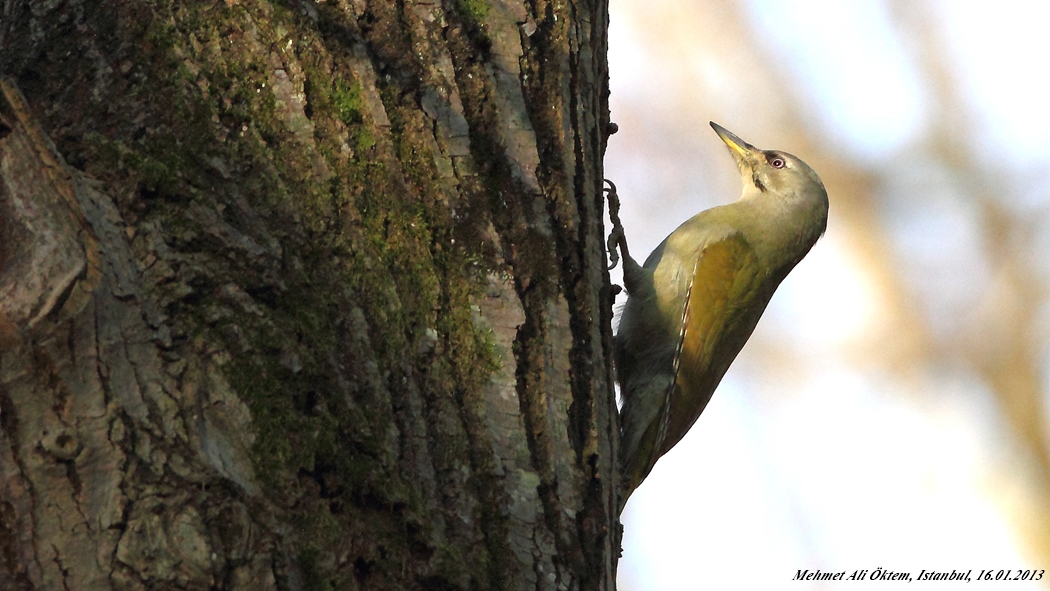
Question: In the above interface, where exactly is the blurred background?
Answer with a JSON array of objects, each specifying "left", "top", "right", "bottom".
[{"left": 606, "top": 0, "right": 1050, "bottom": 589}]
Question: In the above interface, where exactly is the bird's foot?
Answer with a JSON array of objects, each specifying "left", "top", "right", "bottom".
[{"left": 604, "top": 179, "right": 631, "bottom": 270}]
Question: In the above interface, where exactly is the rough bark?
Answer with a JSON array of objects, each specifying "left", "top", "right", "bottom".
[{"left": 0, "top": 0, "right": 617, "bottom": 589}]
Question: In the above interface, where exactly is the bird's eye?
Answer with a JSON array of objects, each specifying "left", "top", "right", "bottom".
[{"left": 770, "top": 157, "right": 786, "bottom": 169}]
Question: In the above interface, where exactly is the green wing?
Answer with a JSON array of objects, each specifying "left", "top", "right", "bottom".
[
  {"left": 623, "top": 232, "right": 762, "bottom": 497},
  {"left": 662, "top": 232, "right": 762, "bottom": 454}
]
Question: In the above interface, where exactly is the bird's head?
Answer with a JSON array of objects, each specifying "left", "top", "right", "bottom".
[{"left": 710, "top": 122, "right": 826, "bottom": 205}]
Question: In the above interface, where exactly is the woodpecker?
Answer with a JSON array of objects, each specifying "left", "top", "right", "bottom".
[{"left": 613, "top": 122, "right": 829, "bottom": 509}]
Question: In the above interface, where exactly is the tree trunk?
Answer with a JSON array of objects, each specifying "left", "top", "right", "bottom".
[{"left": 0, "top": 0, "right": 618, "bottom": 588}]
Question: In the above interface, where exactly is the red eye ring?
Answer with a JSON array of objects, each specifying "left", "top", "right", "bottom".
[{"left": 770, "top": 157, "right": 786, "bottom": 169}]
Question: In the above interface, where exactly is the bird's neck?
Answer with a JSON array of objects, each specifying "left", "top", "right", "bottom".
[{"left": 735, "top": 189, "right": 828, "bottom": 273}]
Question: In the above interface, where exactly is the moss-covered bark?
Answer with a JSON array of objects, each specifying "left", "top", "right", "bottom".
[{"left": 0, "top": 0, "right": 617, "bottom": 588}]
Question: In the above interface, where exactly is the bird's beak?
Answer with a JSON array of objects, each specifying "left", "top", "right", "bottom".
[{"left": 710, "top": 122, "right": 758, "bottom": 170}]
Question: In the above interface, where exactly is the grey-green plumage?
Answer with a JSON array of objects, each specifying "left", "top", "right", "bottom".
[{"left": 615, "top": 123, "right": 829, "bottom": 510}]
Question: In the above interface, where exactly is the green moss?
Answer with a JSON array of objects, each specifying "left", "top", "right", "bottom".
[
  {"left": 81, "top": 133, "right": 184, "bottom": 196},
  {"left": 454, "top": 0, "right": 489, "bottom": 24},
  {"left": 329, "top": 79, "right": 378, "bottom": 152},
  {"left": 330, "top": 78, "right": 364, "bottom": 126}
]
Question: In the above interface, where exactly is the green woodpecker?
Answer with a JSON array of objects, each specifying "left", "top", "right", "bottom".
[{"left": 614, "top": 122, "right": 828, "bottom": 508}]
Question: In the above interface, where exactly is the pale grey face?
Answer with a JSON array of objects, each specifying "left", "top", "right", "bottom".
[
  {"left": 747, "top": 149, "right": 826, "bottom": 200},
  {"left": 710, "top": 122, "right": 827, "bottom": 207}
]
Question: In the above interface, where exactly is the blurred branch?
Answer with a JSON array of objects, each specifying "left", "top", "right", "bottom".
[{"left": 890, "top": 0, "right": 1050, "bottom": 563}]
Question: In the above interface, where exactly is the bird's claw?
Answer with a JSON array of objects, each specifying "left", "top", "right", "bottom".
[
  {"left": 607, "top": 227, "right": 623, "bottom": 270},
  {"left": 605, "top": 179, "right": 630, "bottom": 270}
]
